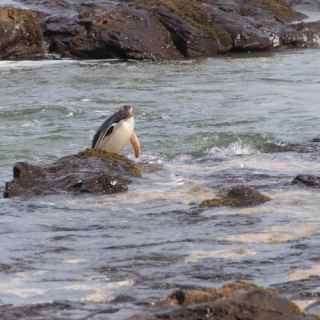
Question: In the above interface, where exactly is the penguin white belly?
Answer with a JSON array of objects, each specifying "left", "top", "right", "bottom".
[{"left": 100, "top": 117, "right": 134, "bottom": 154}]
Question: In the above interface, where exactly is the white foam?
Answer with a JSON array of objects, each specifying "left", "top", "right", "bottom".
[
  {"left": 68, "top": 279, "right": 134, "bottom": 304},
  {"left": 209, "top": 141, "right": 258, "bottom": 158},
  {"left": 83, "top": 288, "right": 112, "bottom": 303},
  {"left": 225, "top": 225, "right": 318, "bottom": 244},
  {"left": 0, "top": 271, "right": 48, "bottom": 300},
  {"left": 118, "top": 182, "right": 216, "bottom": 205},
  {"left": 185, "top": 249, "right": 257, "bottom": 263},
  {"left": 81, "top": 280, "right": 134, "bottom": 303},
  {"left": 293, "top": 300, "right": 317, "bottom": 311},
  {"left": 0, "top": 60, "right": 76, "bottom": 70},
  {"left": 289, "top": 264, "right": 320, "bottom": 281},
  {"left": 63, "top": 257, "right": 86, "bottom": 264}
]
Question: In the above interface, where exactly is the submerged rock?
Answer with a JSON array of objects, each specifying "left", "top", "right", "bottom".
[
  {"left": 200, "top": 185, "right": 271, "bottom": 208},
  {"left": 132, "top": 282, "right": 317, "bottom": 320},
  {"left": 0, "top": 301, "right": 119, "bottom": 319},
  {"left": 0, "top": 7, "right": 46, "bottom": 59},
  {"left": 4, "top": 149, "right": 141, "bottom": 198},
  {"left": 292, "top": 175, "right": 320, "bottom": 188}
]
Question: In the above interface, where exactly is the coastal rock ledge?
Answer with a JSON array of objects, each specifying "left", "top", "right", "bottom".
[
  {"left": 1, "top": 0, "right": 320, "bottom": 60},
  {"left": 3, "top": 149, "right": 141, "bottom": 198},
  {"left": 131, "top": 282, "right": 318, "bottom": 320}
]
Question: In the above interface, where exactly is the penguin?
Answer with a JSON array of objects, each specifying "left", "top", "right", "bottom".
[{"left": 92, "top": 105, "right": 141, "bottom": 158}]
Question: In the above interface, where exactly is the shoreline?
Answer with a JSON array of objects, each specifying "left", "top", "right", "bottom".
[{"left": 1, "top": 0, "right": 320, "bottom": 60}]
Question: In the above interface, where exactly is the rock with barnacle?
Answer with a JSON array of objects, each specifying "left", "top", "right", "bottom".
[
  {"left": 200, "top": 186, "right": 271, "bottom": 208},
  {"left": 3, "top": 149, "right": 141, "bottom": 198}
]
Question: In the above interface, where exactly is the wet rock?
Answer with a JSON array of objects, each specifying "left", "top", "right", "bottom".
[
  {"left": 4, "top": 149, "right": 141, "bottom": 198},
  {"left": 132, "top": 282, "right": 317, "bottom": 320},
  {"left": 273, "top": 277, "right": 320, "bottom": 301},
  {"left": 44, "top": 3, "right": 182, "bottom": 60},
  {"left": 138, "top": 1, "right": 233, "bottom": 58},
  {"left": 200, "top": 185, "right": 271, "bottom": 208},
  {"left": 292, "top": 175, "right": 320, "bottom": 188},
  {"left": 1, "top": 0, "right": 320, "bottom": 59},
  {"left": 281, "top": 21, "right": 320, "bottom": 48},
  {"left": 0, "top": 7, "right": 46, "bottom": 59},
  {"left": 0, "top": 301, "right": 119, "bottom": 320}
]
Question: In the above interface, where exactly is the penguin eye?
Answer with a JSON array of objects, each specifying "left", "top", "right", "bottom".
[{"left": 105, "top": 125, "right": 114, "bottom": 136}]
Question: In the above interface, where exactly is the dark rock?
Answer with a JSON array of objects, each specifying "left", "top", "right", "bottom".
[
  {"left": 44, "top": 3, "right": 182, "bottom": 59},
  {"left": 0, "top": 7, "right": 46, "bottom": 59},
  {"left": 131, "top": 282, "right": 317, "bottom": 320},
  {"left": 273, "top": 277, "right": 320, "bottom": 301},
  {"left": 200, "top": 185, "right": 271, "bottom": 208},
  {"left": 292, "top": 175, "right": 320, "bottom": 188},
  {"left": 281, "top": 21, "right": 320, "bottom": 48},
  {"left": 205, "top": 5, "right": 275, "bottom": 52},
  {"left": 142, "top": 1, "right": 233, "bottom": 58},
  {"left": 4, "top": 149, "right": 141, "bottom": 198},
  {"left": 0, "top": 302, "right": 74, "bottom": 320},
  {"left": 1, "top": 0, "right": 320, "bottom": 59},
  {"left": 0, "top": 301, "right": 119, "bottom": 320}
]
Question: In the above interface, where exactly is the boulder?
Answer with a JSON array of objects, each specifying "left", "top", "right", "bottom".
[
  {"left": 1, "top": 0, "right": 320, "bottom": 59},
  {"left": 3, "top": 149, "right": 141, "bottom": 198},
  {"left": 292, "top": 175, "right": 320, "bottom": 188},
  {"left": 136, "top": 0, "right": 233, "bottom": 58},
  {"left": 0, "top": 7, "right": 46, "bottom": 59},
  {"left": 131, "top": 282, "right": 317, "bottom": 320},
  {"left": 200, "top": 185, "right": 271, "bottom": 208},
  {"left": 281, "top": 21, "right": 320, "bottom": 48},
  {"left": 43, "top": 3, "right": 182, "bottom": 60}
]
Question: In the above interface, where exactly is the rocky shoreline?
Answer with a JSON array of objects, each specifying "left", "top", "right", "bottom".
[
  {"left": 0, "top": 282, "right": 319, "bottom": 320},
  {"left": 1, "top": 0, "right": 320, "bottom": 60}
]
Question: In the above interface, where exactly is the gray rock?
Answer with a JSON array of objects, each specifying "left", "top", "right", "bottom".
[
  {"left": 1, "top": 0, "right": 320, "bottom": 60},
  {"left": 4, "top": 149, "right": 141, "bottom": 198},
  {"left": 292, "top": 174, "right": 320, "bottom": 188}
]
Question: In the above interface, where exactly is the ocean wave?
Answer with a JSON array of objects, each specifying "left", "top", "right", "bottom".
[
  {"left": 208, "top": 141, "right": 259, "bottom": 158},
  {"left": 0, "top": 59, "right": 76, "bottom": 70}
]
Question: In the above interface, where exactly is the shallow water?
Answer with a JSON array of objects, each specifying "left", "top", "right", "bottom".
[{"left": 1, "top": 50, "right": 320, "bottom": 318}]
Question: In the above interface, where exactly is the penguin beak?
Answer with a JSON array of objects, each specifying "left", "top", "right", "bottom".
[
  {"left": 130, "top": 132, "right": 141, "bottom": 158},
  {"left": 127, "top": 106, "right": 134, "bottom": 118}
]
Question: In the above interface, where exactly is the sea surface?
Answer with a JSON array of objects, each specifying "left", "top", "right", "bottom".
[{"left": 0, "top": 50, "right": 320, "bottom": 318}]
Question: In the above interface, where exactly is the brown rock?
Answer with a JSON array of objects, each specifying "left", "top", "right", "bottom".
[
  {"left": 44, "top": 3, "right": 182, "bottom": 60},
  {"left": 0, "top": 7, "right": 45, "bottom": 59},
  {"left": 4, "top": 149, "right": 141, "bottom": 198},
  {"left": 132, "top": 282, "right": 317, "bottom": 320},
  {"left": 200, "top": 185, "right": 271, "bottom": 208},
  {"left": 1, "top": 0, "right": 320, "bottom": 60},
  {"left": 137, "top": 0, "right": 233, "bottom": 58}
]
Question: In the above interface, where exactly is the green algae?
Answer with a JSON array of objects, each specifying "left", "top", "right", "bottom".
[
  {"left": 241, "top": 0, "right": 296, "bottom": 21},
  {"left": 200, "top": 186, "right": 271, "bottom": 208}
]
